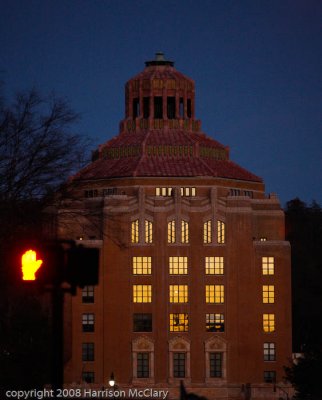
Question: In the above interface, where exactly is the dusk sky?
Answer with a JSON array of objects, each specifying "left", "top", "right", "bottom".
[{"left": 1, "top": 0, "right": 321, "bottom": 206}]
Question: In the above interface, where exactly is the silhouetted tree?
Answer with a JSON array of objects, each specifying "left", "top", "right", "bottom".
[
  {"left": 285, "top": 198, "right": 322, "bottom": 399},
  {"left": 285, "top": 198, "right": 322, "bottom": 352},
  {"left": 285, "top": 351, "right": 322, "bottom": 400},
  {"left": 0, "top": 87, "right": 89, "bottom": 202},
  {"left": 0, "top": 86, "right": 90, "bottom": 390}
]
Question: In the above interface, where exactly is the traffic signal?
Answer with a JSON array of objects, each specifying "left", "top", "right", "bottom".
[
  {"left": 21, "top": 249, "right": 43, "bottom": 280},
  {"left": 17, "top": 240, "right": 99, "bottom": 290},
  {"left": 66, "top": 245, "right": 99, "bottom": 288}
]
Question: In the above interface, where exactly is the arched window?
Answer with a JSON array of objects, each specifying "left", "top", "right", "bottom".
[
  {"left": 132, "top": 336, "right": 154, "bottom": 383},
  {"left": 205, "top": 336, "right": 227, "bottom": 382}
]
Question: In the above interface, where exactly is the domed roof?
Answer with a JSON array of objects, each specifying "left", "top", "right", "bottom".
[
  {"left": 128, "top": 52, "right": 193, "bottom": 84},
  {"left": 72, "top": 53, "right": 262, "bottom": 184}
]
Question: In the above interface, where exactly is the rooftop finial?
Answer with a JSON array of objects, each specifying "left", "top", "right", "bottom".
[
  {"left": 155, "top": 52, "right": 165, "bottom": 61},
  {"left": 145, "top": 52, "right": 174, "bottom": 67}
]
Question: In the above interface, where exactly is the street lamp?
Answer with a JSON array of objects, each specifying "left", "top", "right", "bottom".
[{"left": 108, "top": 372, "right": 115, "bottom": 388}]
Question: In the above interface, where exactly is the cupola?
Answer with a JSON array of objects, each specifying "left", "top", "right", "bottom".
[{"left": 119, "top": 52, "right": 200, "bottom": 134}]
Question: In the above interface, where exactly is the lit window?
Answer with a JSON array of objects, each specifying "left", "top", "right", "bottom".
[
  {"left": 131, "top": 219, "right": 139, "bottom": 243},
  {"left": 169, "top": 256, "right": 188, "bottom": 275},
  {"left": 82, "top": 371, "right": 95, "bottom": 383},
  {"left": 133, "top": 285, "right": 152, "bottom": 303},
  {"left": 169, "top": 285, "right": 188, "bottom": 303},
  {"left": 82, "top": 286, "right": 94, "bottom": 303},
  {"left": 264, "top": 371, "right": 276, "bottom": 383},
  {"left": 133, "top": 257, "right": 152, "bottom": 275},
  {"left": 206, "top": 313, "right": 224, "bottom": 332},
  {"left": 262, "top": 257, "right": 274, "bottom": 275},
  {"left": 82, "top": 342, "right": 94, "bottom": 361},
  {"left": 205, "top": 256, "right": 224, "bottom": 275},
  {"left": 156, "top": 187, "right": 172, "bottom": 196},
  {"left": 168, "top": 220, "right": 176, "bottom": 243},
  {"left": 145, "top": 220, "right": 153, "bottom": 243},
  {"left": 137, "top": 353, "right": 150, "bottom": 378},
  {"left": 217, "top": 221, "right": 225, "bottom": 244},
  {"left": 133, "top": 313, "right": 152, "bottom": 332},
  {"left": 181, "top": 220, "right": 189, "bottom": 244},
  {"left": 206, "top": 285, "right": 224, "bottom": 304},
  {"left": 264, "top": 342, "right": 276, "bottom": 361},
  {"left": 203, "top": 220, "right": 212, "bottom": 244},
  {"left": 263, "top": 314, "right": 275, "bottom": 333},
  {"left": 263, "top": 285, "right": 275, "bottom": 304},
  {"left": 82, "top": 313, "right": 94, "bottom": 332},
  {"left": 210, "top": 353, "right": 223, "bottom": 378},
  {"left": 170, "top": 313, "right": 188, "bottom": 332},
  {"left": 173, "top": 353, "right": 186, "bottom": 377},
  {"left": 180, "top": 187, "right": 196, "bottom": 197}
]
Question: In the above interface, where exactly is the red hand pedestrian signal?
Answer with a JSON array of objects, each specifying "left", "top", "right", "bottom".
[{"left": 21, "top": 249, "right": 43, "bottom": 281}]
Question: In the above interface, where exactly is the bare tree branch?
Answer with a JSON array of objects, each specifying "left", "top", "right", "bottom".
[{"left": 0, "top": 87, "right": 90, "bottom": 201}]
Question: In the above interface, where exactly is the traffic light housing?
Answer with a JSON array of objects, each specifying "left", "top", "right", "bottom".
[
  {"left": 67, "top": 244, "right": 99, "bottom": 288},
  {"left": 16, "top": 240, "right": 99, "bottom": 290}
]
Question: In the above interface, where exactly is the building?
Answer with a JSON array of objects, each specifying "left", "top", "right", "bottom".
[{"left": 59, "top": 53, "right": 292, "bottom": 399}]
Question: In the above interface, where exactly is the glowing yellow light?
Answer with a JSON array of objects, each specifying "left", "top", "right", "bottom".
[{"left": 21, "top": 249, "right": 43, "bottom": 281}]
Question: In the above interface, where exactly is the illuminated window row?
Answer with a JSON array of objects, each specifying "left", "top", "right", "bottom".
[
  {"left": 132, "top": 256, "right": 224, "bottom": 276},
  {"left": 131, "top": 219, "right": 153, "bottom": 244},
  {"left": 155, "top": 187, "right": 196, "bottom": 197},
  {"left": 131, "top": 218, "right": 225, "bottom": 245},
  {"left": 203, "top": 220, "right": 225, "bottom": 244},
  {"left": 133, "top": 313, "right": 225, "bottom": 333},
  {"left": 132, "top": 256, "right": 225, "bottom": 276},
  {"left": 132, "top": 284, "right": 225, "bottom": 304}
]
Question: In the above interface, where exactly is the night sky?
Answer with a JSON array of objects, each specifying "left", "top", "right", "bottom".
[{"left": 1, "top": 0, "right": 321, "bottom": 206}]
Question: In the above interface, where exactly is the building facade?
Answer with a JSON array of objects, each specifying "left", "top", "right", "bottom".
[{"left": 59, "top": 53, "right": 292, "bottom": 399}]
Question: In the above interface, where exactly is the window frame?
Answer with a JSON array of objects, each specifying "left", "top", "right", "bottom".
[
  {"left": 263, "top": 285, "right": 275, "bottom": 304},
  {"left": 82, "top": 313, "right": 95, "bottom": 332},
  {"left": 137, "top": 352, "right": 150, "bottom": 378},
  {"left": 173, "top": 352, "right": 186, "bottom": 378},
  {"left": 133, "top": 285, "right": 152, "bottom": 303},
  {"left": 169, "top": 256, "right": 188, "bottom": 275},
  {"left": 262, "top": 256, "right": 275, "bottom": 275},
  {"left": 133, "top": 313, "right": 152, "bottom": 332},
  {"left": 263, "top": 314, "right": 275, "bottom": 333},
  {"left": 82, "top": 286, "right": 94, "bottom": 303},
  {"left": 169, "top": 313, "right": 189, "bottom": 332},
  {"left": 264, "top": 342, "right": 276, "bottom": 361},
  {"left": 209, "top": 352, "right": 223, "bottom": 378},
  {"left": 169, "top": 285, "right": 188, "bottom": 303},
  {"left": 82, "top": 342, "right": 94, "bottom": 361},
  {"left": 132, "top": 256, "right": 152, "bottom": 275},
  {"left": 205, "top": 285, "right": 224, "bottom": 304},
  {"left": 203, "top": 220, "right": 212, "bottom": 244},
  {"left": 205, "top": 256, "right": 224, "bottom": 275},
  {"left": 206, "top": 313, "right": 225, "bottom": 332}
]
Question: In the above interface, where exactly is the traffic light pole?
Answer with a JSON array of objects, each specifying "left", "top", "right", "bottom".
[{"left": 51, "top": 282, "right": 64, "bottom": 393}]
